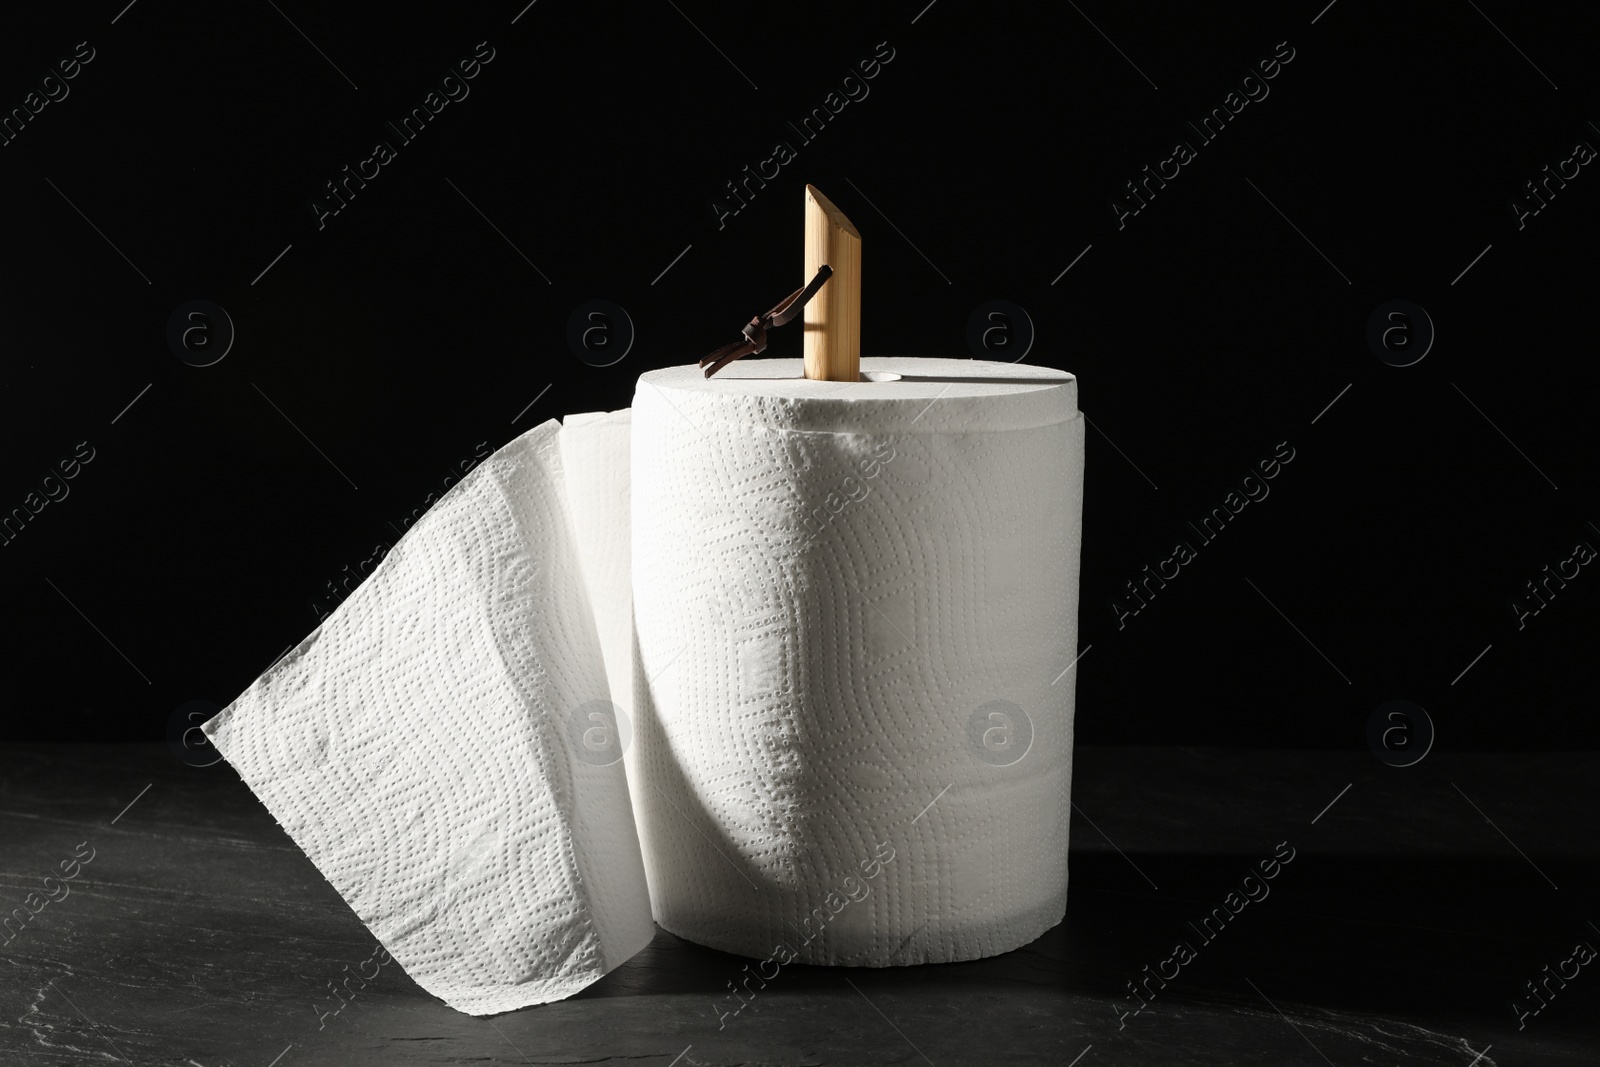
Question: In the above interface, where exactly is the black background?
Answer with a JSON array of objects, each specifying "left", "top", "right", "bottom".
[{"left": 2, "top": 0, "right": 1594, "bottom": 750}]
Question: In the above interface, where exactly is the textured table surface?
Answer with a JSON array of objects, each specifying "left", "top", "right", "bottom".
[{"left": 1, "top": 743, "right": 1594, "bottom": 1066}]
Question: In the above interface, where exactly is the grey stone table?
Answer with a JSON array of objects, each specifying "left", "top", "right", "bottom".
[{"left": 2, "top": 743, "right": 1595, "bottom": 1066}]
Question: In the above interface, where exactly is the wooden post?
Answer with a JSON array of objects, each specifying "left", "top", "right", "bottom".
[{"left": 803, "top": 184, "right": 861, "bottom": 382}]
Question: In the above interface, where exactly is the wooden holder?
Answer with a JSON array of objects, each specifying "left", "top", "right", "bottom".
[{"left": 803, "top": 184, "right": 862, "bottom": 382}]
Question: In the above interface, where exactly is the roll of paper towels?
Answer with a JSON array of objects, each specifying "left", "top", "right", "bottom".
[{"left": 204, "top": 356, "right": 1085, "bottom": 1014}]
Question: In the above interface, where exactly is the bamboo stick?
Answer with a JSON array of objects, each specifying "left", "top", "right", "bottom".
[{"left": 803, "top": 184, "right": 862, "bottom": 382}]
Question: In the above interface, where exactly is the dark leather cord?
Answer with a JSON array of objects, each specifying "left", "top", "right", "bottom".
[{"left": 700, "top": 264, "right": 833, "bottom": 378}]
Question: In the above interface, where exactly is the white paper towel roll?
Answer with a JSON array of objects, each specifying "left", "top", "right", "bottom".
[
  {"left": 205, "top": 356, "right": 1084, "bottom": 1013},
  {"left": 627, "top": 357, "right": 1084, "bottom": 965}
]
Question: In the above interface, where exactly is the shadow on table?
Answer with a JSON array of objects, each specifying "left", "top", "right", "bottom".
[{"left": 575, "top": 850, "right": 1599, "bottom": 1039}]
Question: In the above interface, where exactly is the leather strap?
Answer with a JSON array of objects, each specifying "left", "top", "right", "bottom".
[{"left": 700, "top": 264, "right": 834, "bottom": 378}]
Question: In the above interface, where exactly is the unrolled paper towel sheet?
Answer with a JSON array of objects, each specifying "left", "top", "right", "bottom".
[
  {"left": 205, "top": 357, "right": 1084, "bottom": 1014},
  {"left": 203, "top": 424, "right": 655, "bottom": 1014}
]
